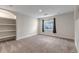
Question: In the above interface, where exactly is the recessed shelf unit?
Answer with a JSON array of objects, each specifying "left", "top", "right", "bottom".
[{"left": 0, "top": 17, "right": 16, "bottom": 41}]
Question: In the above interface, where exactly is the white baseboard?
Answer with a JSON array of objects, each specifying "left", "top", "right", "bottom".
[
  {"left": 39, "top": 33, "right": 74, "bottom": 40},
  {"left": 17, "top": 33, "right": 37, "bottom": 40}
]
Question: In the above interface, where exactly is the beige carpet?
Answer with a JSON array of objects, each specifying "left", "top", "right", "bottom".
[{"left": 0, "top": 35, "right": 77, "bottom": 53}]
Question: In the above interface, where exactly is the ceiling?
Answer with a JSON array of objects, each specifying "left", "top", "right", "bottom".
[{"left": 0, "top": 5, "right": 74, "bottom": 18}]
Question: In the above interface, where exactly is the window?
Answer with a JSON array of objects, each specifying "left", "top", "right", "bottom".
[
  {"left": 44, "top": 20, "right": 54, "bottom": 32},
  {"left": 42, "top": 18, "right": 56, "bottom": 33}
]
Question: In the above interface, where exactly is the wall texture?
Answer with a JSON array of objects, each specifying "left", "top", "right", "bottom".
[
  {"left": 16, "top": 13, "right": 38, "bottom": 40},
  {"left": 38, "top": 12, "right": 74, "bottom": 39}
]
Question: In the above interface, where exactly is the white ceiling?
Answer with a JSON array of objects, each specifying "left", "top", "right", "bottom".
[{"left": 0, "top": 5, "right": 74, "bottom": 18}]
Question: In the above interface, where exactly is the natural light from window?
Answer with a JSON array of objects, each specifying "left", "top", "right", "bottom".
[{"left": 44, "top": 20, "right": 54, "bottom": 32}]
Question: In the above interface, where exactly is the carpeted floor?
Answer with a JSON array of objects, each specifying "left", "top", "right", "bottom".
[{"left": 0, "top": 35, "right": 77, "bottom": 53}]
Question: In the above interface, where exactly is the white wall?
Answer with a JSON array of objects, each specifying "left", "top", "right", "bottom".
[
  {"left": 74, "top": 6, "right": 79, "bottom": 52},
  {"left": 38, "top": 12, "right": 74, "bottom": 39},
  {"left": 16, "top": 13, "right": 38, "bottom": 40}
]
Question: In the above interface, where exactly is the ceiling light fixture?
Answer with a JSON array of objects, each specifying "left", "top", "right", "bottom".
[{"left": 39, "top": 9, "right": 42, "bottom": 12}]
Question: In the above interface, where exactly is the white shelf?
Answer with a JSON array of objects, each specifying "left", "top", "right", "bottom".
[
  {"left": 0, "top": 35, "right": 16, "bottom": 39},
  {"left": 0, "top": 17, "right": 16, "bottom": 20},
  {"left": 0, "top": 30, "right": 16, "bottom": 32},
  {"left": 0, "top": 24, "right": 16, "bottom": 25}
]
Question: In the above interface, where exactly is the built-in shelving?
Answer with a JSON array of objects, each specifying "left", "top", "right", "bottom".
[
  {"left": 0, "top": 35, "right": 16, "bottom": 39},
  {"left": 0, "top": 30, "right": 16, "bottom": 32},
  {"left": 0, "top": 17, "right": 16, "bottom": 20},
  {"left": 0, "top": 24, "right": 16, "bottom": 25},
  {"left": 0, "top": 17, "right": 16, "bottom": 41}
]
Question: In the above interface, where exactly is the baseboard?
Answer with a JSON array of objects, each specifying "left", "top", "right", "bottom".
[
  {"left": 17, "top": 33, "right": 37, "bottom": 40},
  {"left": 39, "top": 33, "right": 74, "bottom": 40}
]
